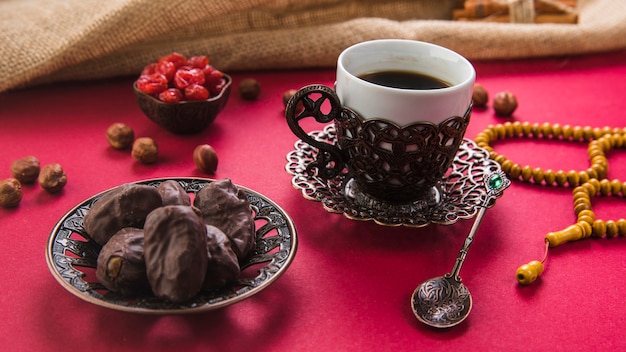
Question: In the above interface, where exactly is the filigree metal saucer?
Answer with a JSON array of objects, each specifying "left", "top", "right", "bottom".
[
  {"left": 285, "top": 125, "right": 506, "bottom": 227},
  {"left": 46, "top": 177, "right": 297, "bottom": 314}
]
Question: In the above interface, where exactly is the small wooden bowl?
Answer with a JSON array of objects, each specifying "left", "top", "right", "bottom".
[{"left": 133, "top": 74, "right": 231, "bottom": 134}]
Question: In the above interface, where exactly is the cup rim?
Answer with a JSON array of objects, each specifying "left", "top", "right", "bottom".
[{"left": 337, "top": 39, "right": 475, "bottom": 95}]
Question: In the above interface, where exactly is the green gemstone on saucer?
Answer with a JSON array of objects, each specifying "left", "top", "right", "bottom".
[{"left": 489, "top": 174, "right": 503, "bottom": 189}]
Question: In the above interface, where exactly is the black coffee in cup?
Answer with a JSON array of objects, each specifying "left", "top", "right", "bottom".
[{"left": 358, "top": 70, "right": 451, "bottom": 90}]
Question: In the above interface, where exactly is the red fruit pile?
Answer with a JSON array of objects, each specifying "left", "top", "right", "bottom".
[{"left": 136, "top": 53, "right": 227, "bottom": 103}]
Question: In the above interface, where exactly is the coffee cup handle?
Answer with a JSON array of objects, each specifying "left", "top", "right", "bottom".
[{"left": 285, "top": 85, "right": 346, "bottom": 180}]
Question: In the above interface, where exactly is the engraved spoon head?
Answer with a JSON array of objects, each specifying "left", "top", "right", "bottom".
[{"left": 411, "top": 275, "right": 472, "bottom": 328}]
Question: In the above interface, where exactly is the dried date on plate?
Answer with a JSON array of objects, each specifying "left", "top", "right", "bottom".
[
  {"left": 96, "top": 227, "right": 151, "bottom": 296},
  {"left": 144, "top": 205, "right": 208, "bottom": 303},
  {"left": 203, "top": 225, "right": 240, "bottom": 290},
  {"left": 157, "top": 180, "right": 191, "bottom": 206},
  {"left": 193, "top": 179, "right": 256, "bottom": 260},
  {"left": 83, "top": 184, "right": 163, "bottom": 246}
]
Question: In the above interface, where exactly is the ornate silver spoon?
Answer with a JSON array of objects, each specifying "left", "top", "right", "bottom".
[{"left": 411, "top": 171, "right": 510, "bottom": 328}]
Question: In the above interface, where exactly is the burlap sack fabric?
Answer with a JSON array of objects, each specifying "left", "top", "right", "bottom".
[{"left": 1, "top": 0, "right": 625, "bottom": 94}]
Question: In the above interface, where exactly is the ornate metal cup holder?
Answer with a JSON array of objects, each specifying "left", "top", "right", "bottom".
[{"left": 285, "top": 125, "right": 507, "bottom": 227}]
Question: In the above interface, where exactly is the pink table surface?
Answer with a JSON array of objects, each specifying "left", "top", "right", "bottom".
[{"left": 1, "top": 49, "right": 625, "bottom": 352}]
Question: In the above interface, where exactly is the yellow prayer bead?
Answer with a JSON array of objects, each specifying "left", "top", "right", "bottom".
[
  {"left": 587, "top": 145, "right": 604, "bottom": 158},
  {"left": 561, "top": 124, "right": 573, "bottom": 139},
  {"left": 504, "top": 122, "right": 516, "bottom": 138},
  {"left": 532, "top": 168, "right": 545, "bottom": 183},
  {"left": 573, "top": 196, "right": 590, "bottom": 208},
  {"left": 599, "top": 179, "right": 612, "bottom": 196},
  {"left": 530, "top": 123, "right": 541, "bottom": 137},
  {"left": 495, "top": 124, "right": 507, "bottom": 139},
  {"left": 521, "top": 165, "right": 533, "bottom": 182},
  {"left": 555, "top": 170, "right": 568, "bottom": 187},
  {"left": 543, "top": 169, "right": 556, "bottom": 186},
  {"left": 521, "top": 121, "right": 532, "bottom": 135},
  {"left": 516, "top": 260, "right": 544, "bottom": 285},
  {"left": 552, "top": 123, "right": 562, "bottom": 138},
  {"left": 577, "top": 209, "right": 595, "bottom": 223},
  {"left": 494, "top": 154, "right": 507, "bottom": 165},
  {"left": 566, "top": 170, "right": 580, "bottom": 187},
  {"left": 605, "top": 220, "right": 618, "bottom": 238},
  {"left": 578, "top": 171, "right": 590, "bottom": 184},
  {"left": 592, "top": 220, "right": 606, "bottom": 238},
  {"left": 509, "top": 164, "right": 522, "bottom": 179},
  {"left": 617, "top": 219, "right": 626, "bottom": 236},
  {"left": 610, "top": 179, "right": 622, "bottom": 195},
  {"left": 541, "top": 122, "right": 553, "bottom": 138},
  {"left": 572, "top": 126, "right": 584, "bottom": 141},
  {"left": 500, "top": 159, "right": 513, "bottom": 173},
  {"left": 587, "top": 178, "right": 601, "bottom": 191},
  {"left": 573, "top": 202, "right": 591, "bottom": 215},
  {"left": 583, "top": 126, "right": 594, "bottom": 141}
]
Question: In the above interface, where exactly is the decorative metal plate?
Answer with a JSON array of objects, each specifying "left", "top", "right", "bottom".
[
  {"left": 285, "top": 125, "right": 506, "bottom": 227},
  {"left": 46, "top": 177, "right": 298, "bottom": 314}
]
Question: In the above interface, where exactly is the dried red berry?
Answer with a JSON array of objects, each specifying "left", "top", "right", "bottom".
[
  {"left": 141, "top": 63, "right": 158, "bottom": 76},
  {"left": 208, "top": 79, "right": 226, "bottom": 97},
  {"left": 136, "top": 74, "right": 168, "bottom": 95},
  {"left": 184, "top": 84, "right": 209, "bottom": 101},
  {"left": 157, "top": 60, "right": 176, "bottom": 81},
  {"left": 157, "top": 52, "right": 187, "bottom": 69},
  {"left": 188, "top": 55, "right": 209, "bottom": 69},
  {"left": 204, "top": 67, "right": 224, "bottom": 86},
  {"left": 174, "top": 68, "right": 205, "bottom": 90},
  {"left": 158, "top": 88, "right": 183, "bottom": 103}
]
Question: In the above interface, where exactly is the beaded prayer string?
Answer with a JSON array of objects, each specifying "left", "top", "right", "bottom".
[{"left": 474, "top": 121, "right": 626, "bottom": 285}]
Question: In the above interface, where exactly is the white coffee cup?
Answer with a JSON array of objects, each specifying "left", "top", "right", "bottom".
[
  {"left": 335, "top": 39, "right": 475, "bottom": 125},
  {"left": 285, "top": 39, "right": 476, "bottom": 203}
]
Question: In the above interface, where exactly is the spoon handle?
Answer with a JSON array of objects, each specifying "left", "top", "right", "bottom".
[{"left": 446, "top": 171, "right": 510, "bottom": 282}]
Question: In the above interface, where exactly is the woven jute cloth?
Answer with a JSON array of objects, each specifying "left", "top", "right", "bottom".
[{"left": 1, "top": 0, "right": 625, "bottom": 93}]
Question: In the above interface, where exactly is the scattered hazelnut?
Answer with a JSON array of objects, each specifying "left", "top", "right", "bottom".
[
  {"left": 38, "top": 163, "right": 67, "bottom": 193},
  {"left": 10, "top": 155, "right": 40, "bottom": 184},
  {"left": 283, "top": 89, "right": 303, "bottom": 112},
  {"left": 238, "top": 78, "right": 261, "bottom": 100},
  {"left": 106, "top": 123, "right": 135, "bottom": 150},
  {"left": 132, "top": 137, "right": 158, "bottom": 164},
  {"left": 193, "top": 144, "right": 218, "bottom": 174},
  {"left": 0, "top": 178, "right": 23, "bottom": 208},
  {"left": 493, "top": 91, "right": 518, "bottom": 117},
  {"left": 472, "top": 83, "right": 489, "bottom": 108}
]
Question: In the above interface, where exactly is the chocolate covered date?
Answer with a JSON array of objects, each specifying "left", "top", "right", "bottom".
[
  {"left": 144, "top": 205, "right": 208, "bottom": 303},
  {"left": 157, "top": 180, "right": 190, "bottom": 206},
  {"left": 193, "top": 179, "right": 256, "bottom": 260},
  {"left": 203, "top": 225, "right": 240, "bottom": 290},
  {"left": 83, "top": 184, "right": 162, "bottom": 246},
  {"left": 96, "top": 227, "right": 150, "bottom": 295}
]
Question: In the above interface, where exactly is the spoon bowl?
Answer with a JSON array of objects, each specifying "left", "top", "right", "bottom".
[{"left": 411, "top": 275, "right": 472, "bottom": 328}]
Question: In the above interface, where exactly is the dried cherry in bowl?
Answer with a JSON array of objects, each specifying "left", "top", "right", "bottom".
[{"left": 133, "top": 74, "right": 231, "bottom": 135}]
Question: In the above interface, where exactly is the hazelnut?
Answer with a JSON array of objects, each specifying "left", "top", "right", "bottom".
[
  {"left": 38, "top": 163, "right": 67, "bottom": 193},
  {"left": 283, "top": 89, "right": 303, "bottom": 112},
  {"left": 0, "top": 178, "right": 23, "bottom": 208},
  {"left": 10, "top": 155, "right": 40, "bottom": 184},
  {"left": 193, "top": 144, "right": 218, "bottom": 174},
  {"left": 132, "top": 137, "right": 158, "bottom": 164},
  {"left": 106, "top": 123, "right": 135, "bottom": 150},
  {"left": 472, "top": 83, "right": 489, "bottom": 108},
  {"left": 238, "top": 78, "right": 260, "bottom": 100},
  {"left": 493, "top": 91, "right": 518, "bottom": 117}
]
